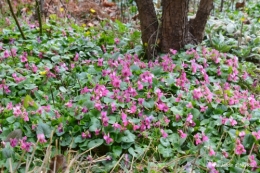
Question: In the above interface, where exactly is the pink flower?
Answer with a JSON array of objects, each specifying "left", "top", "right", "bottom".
[
  {"left": 111, "top": 77, "right": 121, "bottom": 88},
  {"left": 101, "top": 111, "right": 109, "bottom": 127},
  {"left": 13, "top": 105, "right": 22, "bottom": 117},
  {"left": 248, "top": 155, "right": 258, "bottom": 169},
  {"left": 37, "top": 134, "right": 47, "bottom": 143},
  {"left": 209, "top": 148, "right": 216, "bottom": 156},
  {"left": 191, "top": 59, "right": 197, "bottom": 74},
  {"left": 111, "top": 102, "right": 117, "bottom": 112},
  {"left": 235, "top": 139, "right": 246, "bottom": 155},
  {"left": 10, "top": 138, "right": 18, "bottom": 147},
  {"left": 65, "top": 100, "right": 73, "bottom": 108},
  {"left": 207, "top": 162, "right": 219, "bottom": 173},
  {"left": 103, "top": 133, "right": 113, "bottom": 144},
  {"left": 3, "top": 49, "right": 10, "bottom": 58},
  {"left": 31, "top": 64, "right": 38, "bottom": 73},
  {"left": 114, "top": 38, "right": 120, "bottom": 44},
  {"left": 202, "top": 133, "right": 209, "bottom": 142},
  {"left": 6, "top": 102, "right": 13, "bottom": 110},
  {"left": 19, "top": 52, "right": 28, "bottom": 63},
  {"left": 178, "top": 130, "right": 187, "bottom": 138},
  {"left": 186, "top": 102, "right": 193, "bottom": 108},
  {"left": 95, "top": 129, "right": 100, "bottom": 135},
  {"left": 239, "top": 131, "right": 245, "bottom": 139},
  {"left": 121, "top": 66, "right": 131, "bottom": 78},
  {"left": 169, "top": 49, "right": 177, "bottom": 55},
  {"left": 207, "top": 162, "right": 216, "bottom": 169},
  {"left": 193, "top": 88, "right": 203, "bottom": 100},
  {"left": 20, "top": 137, "right": 32, "bottom": 152},
  {"left": 222, "top": 151, "right": 229, "bottom": 158},
  {"left": 82, "top": 131, "right": 91, "bottom": 138},
  {"left": 229, "top": 117, "right": 237, "bottom": 126},
  {"left": 252, "top": 130, "right": 260, "bottom": 140},
  {"left": 97, "top": 58, "right": 103, "bottom": 66},
  {"left": 160, "top": 129, "right": 168, "bottom": 138},
  {"left": 121, "top": 112, "right": 128, "bottom": 126},
  {"left": 194, "top": 133, "right": 202, "bottom": 145},
  {"left": 74, "top": 52, "right": 79, "bottom": 61},
  {"left": 200, "top": 105, "right": 208, "bottom": 112},
  {"left": 112, "top": 122, "right": 121, "bottom": 130}
]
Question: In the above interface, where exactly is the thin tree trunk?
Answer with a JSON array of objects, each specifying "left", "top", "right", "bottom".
[
  {"left": 189, "top": 0, "right": 214, "bottom": 43},
  {"left": 135, "top": 0, "right": 159, "bottom": 60},
  {"left": 160, "top": 0, "right": 189, "bottom": 52},
  {"left": 220, "top": 0, "right": 224, "bottom": 12},
  {"left": 6, "top": 0, "right": 26, "bottom": 40}
]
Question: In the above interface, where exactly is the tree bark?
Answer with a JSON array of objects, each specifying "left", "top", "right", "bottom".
[
  {"left": 220, "top": 0, "right": 224, "bottom": 12},
  {"left": 135, "top": 0, "right": 159, "bottom": 60},
  {"left": 160, "top": 0, "right": 189, "bottom": 52},
  {"left": 189, "top": 0, "right": 214, "bottom": 43}
]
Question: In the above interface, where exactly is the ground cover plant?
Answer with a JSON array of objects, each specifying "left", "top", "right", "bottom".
[{"left": 0, "top": 0, "right": 260, "bottom": 173}]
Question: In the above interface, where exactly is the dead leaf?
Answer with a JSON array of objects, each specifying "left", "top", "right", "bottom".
[
  {"left": 48, "top": 154, "right": 67, "bottom": 173},
  {"left": 102, "top": 0, "right": 116, "bottom": 7},
  {"left": 235, "top": 2, "right": 245, "bottom": 9},
  {"left": 4, "top": 129, "right": 23, "bottom": 142}
]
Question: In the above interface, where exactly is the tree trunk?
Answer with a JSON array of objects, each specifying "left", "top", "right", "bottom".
[
  {"left": 135, "top": 0, "right": 214, "bottom": 58},
  {"left": 189, "top": 0, "right": 214, "bottom": 43},
  {"left": 160, "top": 0, "right": 190, "bottom": 52},
  {"left": 135, "top": 0, "right": 159, "bottom": 60},
  {"left": 220, "top": 0, "right": 224, "bottom": 12}
]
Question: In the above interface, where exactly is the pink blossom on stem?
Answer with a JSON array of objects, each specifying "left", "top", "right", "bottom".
[
  {"left": 160, "top": 129, "right": 168, "bottom": 138},
  {"left": 178, "top": 130, "right": 187, "bottom": 138},
  {"left": 252, "top": 130, "right": 260, "bottom": 140},
  {"left": 235, "top": 138, "right": 246, "bottom": 155},
  {"left": 10, "top": 138, "right": 18, "bottom": 147},
  {"left": 103, "top": 133, "right": 113, "bottom": 144},
  {"left": 37, "top": 134, "right": 47, "bottom": 143},
  {"left": 209, "top": 148, "right": 216, "bottom": 156}
]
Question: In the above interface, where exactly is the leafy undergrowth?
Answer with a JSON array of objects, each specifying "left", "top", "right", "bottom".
[
  {"left": 0, "top": 17, "right": 260, "bottom": 173},
  {"left": 203, "top": 1, "right": 260, "bottom": 62}
]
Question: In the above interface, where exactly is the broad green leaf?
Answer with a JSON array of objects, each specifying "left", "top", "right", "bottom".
[
  {"left": 88, "top": 139, "right": 103, "bottom": 149},
  {"left": 23, "top": 95, "right": 38, "bottom": 109},
  {"left": 112, "top": 146, "right": 122, "bottom": 158}
]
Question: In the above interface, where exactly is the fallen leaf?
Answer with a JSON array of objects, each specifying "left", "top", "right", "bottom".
[{"left": 5, "top": 129, "right": 23, "bottom": 142}]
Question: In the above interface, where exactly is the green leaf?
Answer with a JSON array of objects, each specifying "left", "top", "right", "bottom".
[
  {"left": 191, "top": 108, "right": 200, "bottom": 119},
  {"left": 89, "top": 117, "right": 101, "bottom": 132},
  {"left": 143, "top": 99, "right": 155, "bottom": 109},
  {"left": 242, "top": 134, "right": 254, "bottom": 149},
  {"left": 158, "top": 144, "right": 173, "bottom": 158},
  {"left": 121, "top": 130, "right": 136, "bottom": 143},
  {"left": 59, "top": 86, "right": 67, "bottom": 93},
  {"left": 112, "top": 146, "right": 122, "bottom": 158},
  {"left": 74, "top": 135, "right": 84, "bottom": 143},
  {"left": 170, "top": 106, "right": 183, "bottom": 116},
  {"left": 36, "top": 122, "right": 52, "bottom": 137},
  {"left": 24, "top": 84, "right": 38, "bottom": 90},
  {"left": 23, "top": 95, "right": 38, "bottom": 109},
  {"left": 88, "top": 139, "right": 103, "bottom": 149},
  {"left": 2, "top": 148, "right": 13, "bottom": 158},
  {"left": 160, "top": 138, "right": 170, "bottom": 147}
]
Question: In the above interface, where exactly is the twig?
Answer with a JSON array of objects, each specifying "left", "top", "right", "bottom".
[
  {"left": 242, "top": 143, "right": 255, "bottom": 173},
  {"left": 110, "top": 154, "right": 125, "bottom": 173},
  {"left": 6, "top": 0, "right": 26, "bottom": 40},
  {"left": 9, "top": 158, "right": 13, "bottom": 173},
  {"left": 130, "top": 156, "right": 134, "bottom": 172},
  {"left": 35, "top": 0, "right": 43, "bottom": 36},
  {"left": 26, "top": 140, "right": 39, "bottom": 172},
  {"left": 50, "top": 84, "right": 55, "bottom": 106},
  {"left": 13, "top": 150, "right": 26, "bottom": 173},
  {"left": 64, "top": 144, "right": 102, "bottom": 173}
]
